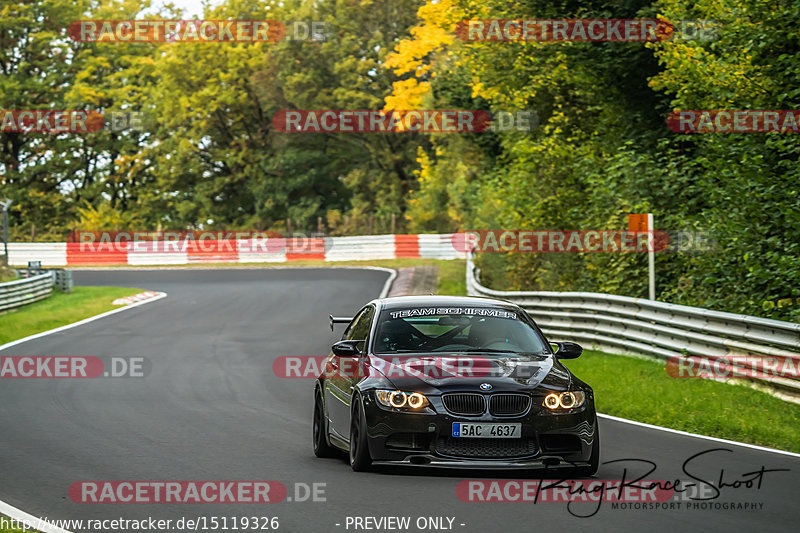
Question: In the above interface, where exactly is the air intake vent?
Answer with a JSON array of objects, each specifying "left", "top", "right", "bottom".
[
  {"left": 489, "top": 393, "right": 531, "bottom": 417},
  {"left": 436, "top": 437, "right": 537, "bottom": 458},
  {"left": 442, "top": 393, "right": 485, "bottom": 416}
]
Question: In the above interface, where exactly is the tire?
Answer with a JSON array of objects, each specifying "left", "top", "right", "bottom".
[
  {"left": 349, "top": 397, "right": 372, "bottom": 472},
  {"left": 313, "top": 391, "right": 336, "bottom": 458},
  {"left": 576, "top": 421, "right": 600, "bottom": 477}
]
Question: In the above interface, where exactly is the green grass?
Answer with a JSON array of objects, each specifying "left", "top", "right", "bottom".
[
  {"left": 0, "top": 267, "right": 16, "bottom": 282},
  {"left": 0, "top": 286, "right": 143, "bottom": 345},
  {"left": 0, "top": 513, "right": 36, "bottom": 533},
  {"left": 0, "top": 523, "right": 27, "bottom": 533},
  {"left": 0, "top": 521, "right": 29, "bottom": 533},
  {"left": 564, "top": 350, "right": 800, "bottom": 453},
  {"left": 436, "top": 259, "right": 467, "bottom": 296}
]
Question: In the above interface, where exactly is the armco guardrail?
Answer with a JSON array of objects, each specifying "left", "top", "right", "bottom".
[
  {"left": 466, "top": 253, "right": 800, "bottom": 397},
  {"left": 0, "top": 273, "right": 54, "bottom": 312}
]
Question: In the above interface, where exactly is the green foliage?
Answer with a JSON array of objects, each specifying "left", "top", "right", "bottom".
[
  {"left": 0, "top": 0, "right": 797, "bottom": 322},
  {"left": 396, "top": 0, "right": 800, "bottom": 322},
  {"left": 1, "top": 0, "right": 423, "bottom": 236},
  {"left": 0, "top": 266, "right": 16, "bottom": 282},
  {"left": 76, "top": 200, "right": 140, "bottom": 230}
]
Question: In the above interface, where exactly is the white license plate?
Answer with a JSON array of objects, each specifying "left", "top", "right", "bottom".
[{"left": 452, "top": 423, "right": 521, "bottom": 438}]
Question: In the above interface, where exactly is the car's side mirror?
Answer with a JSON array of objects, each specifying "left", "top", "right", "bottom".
[
  {"left": 551, "top": 341, "right": 582, "bottom": 359},
  {"left": 332, "top": 340, "right": 363, "bottom": 357}
]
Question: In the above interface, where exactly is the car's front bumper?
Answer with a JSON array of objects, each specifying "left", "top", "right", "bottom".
[
  {"left": 371, "top": 455, "right": 591, "bottom": 470},
  {"left": 362, "top": 392, "right": 597, "bottom": 469}
]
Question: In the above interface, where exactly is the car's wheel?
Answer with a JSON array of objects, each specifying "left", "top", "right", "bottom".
[
  {"left": 313, "top": 391, "right": 336, "bottom": 458},
  {"left": 576, "top": 421, "right": 600, "bottom": 477},
  {"left": 349, "top": 396, "right": 372, "bottom": 472}
]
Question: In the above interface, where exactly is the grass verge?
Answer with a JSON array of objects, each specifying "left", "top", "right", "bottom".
[
  {"left": 0, "top": 515, "right": 30, "bottom": 533},
  {"left": 564, "top": 350, "right": 800, "bottom": 453},
  {"left": 0, "top": 286, "right": 143, "bottom": 345},
  {"left": 0, "top": 267, "right": 17, "bottom": 283}
]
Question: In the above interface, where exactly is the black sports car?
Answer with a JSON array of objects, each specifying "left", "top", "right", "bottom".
[{"left": 313, "top": 296, "right": 599, "bottom": 474}]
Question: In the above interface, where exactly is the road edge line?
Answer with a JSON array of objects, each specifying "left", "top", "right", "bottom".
[
  {"left": 365, "top": 266, "right": 397, "bottom": 298},
  {"left": 0, "top": 291, "right": 167, "bottom": 353},
  {"left": 0, "top": 291, "right": 167, "bottom": 532},
  {"left": 0, "top": 500, "right": 72, "bottom": 533},
  {"left": 0, "top": 269, "right": 393, "bottom": 530},
  {"left": 598, "top": 413, "right": 800, "bottom": 458}
]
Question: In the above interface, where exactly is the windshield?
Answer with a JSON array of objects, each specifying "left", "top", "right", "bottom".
[{"left": 373, "top": 307, "right": 548, "bottom": 355}]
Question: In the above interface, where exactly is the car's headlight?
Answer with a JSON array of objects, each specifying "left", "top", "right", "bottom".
[
  {"left": 543, "top": 391, "right": 586, "bottom": 410},
  {"left": 375, "top": 390, "right": 430, "bottom": 410}
]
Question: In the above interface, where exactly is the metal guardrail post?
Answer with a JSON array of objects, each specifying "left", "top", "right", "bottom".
[
  {"left": 55, "top": 269, "right": 74, "bottom": 293},
  {"left": 0, "top": 199, "right": 11, "bottom": 266}
]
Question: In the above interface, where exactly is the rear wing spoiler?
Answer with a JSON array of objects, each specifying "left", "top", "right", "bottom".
[{"left": 329, "top": 315, "right": 353, "bottom": 331}]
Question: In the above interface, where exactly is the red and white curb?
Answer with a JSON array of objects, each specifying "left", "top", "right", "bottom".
[
  {"left": 6, "top": 233, "right": 465, "bottom": 267},
  {"left": 112, "top": 290, "right": 161, "bottom": 306},
  {"left": 387, "top": 267, "right": 414, "bottom": 297}
]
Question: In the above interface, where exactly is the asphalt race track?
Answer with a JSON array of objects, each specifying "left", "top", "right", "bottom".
[{"left": 1, "top": 269, "right": 797, "bottom": 532}]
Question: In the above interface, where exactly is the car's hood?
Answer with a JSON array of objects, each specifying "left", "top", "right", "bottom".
[{"left": 368, "top": 352, "right": 572, "bottom": 393}]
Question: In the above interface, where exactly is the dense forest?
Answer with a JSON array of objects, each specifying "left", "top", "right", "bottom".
[{"left": 1, "top": 0, "right": 798, "bottom": 321}]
